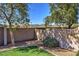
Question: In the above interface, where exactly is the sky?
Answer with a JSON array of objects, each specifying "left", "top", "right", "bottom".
[{"left": 28, "top": 3, "right": 50, "bottom": 24}]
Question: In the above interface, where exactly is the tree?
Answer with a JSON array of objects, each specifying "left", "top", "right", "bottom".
[
  {"left": 0, "top": 3, "right": 30, "bottom": 45},
  {"left": 44, "top": 16, "right": 52, "bottom": 27},
  {"left": 47, "top": 3, "right": 78, "bottom": 28}
]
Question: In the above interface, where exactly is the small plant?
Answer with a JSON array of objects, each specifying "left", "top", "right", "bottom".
[{"left": 43, "top": 37, "right": 59, "bottom": 48}]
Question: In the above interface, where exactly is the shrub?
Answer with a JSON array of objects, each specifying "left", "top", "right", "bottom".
[{"left": 42, "top": 37, "right": 59, "bottom": 48}]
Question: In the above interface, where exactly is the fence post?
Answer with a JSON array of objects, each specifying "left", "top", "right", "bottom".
[{"left": 4, "top": 27, "right": 7, "bottom": 46}]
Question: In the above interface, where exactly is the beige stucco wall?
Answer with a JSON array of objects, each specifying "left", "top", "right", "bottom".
[
  {"left": 0, "top": 27, "right": 37, "bottom": 45},
  {"left": 7, "top": 28, "right": 36, "bottom": 43},
  {"left": 35, "top": 28, "right": 79, "bottom": 50},
  {"left": 0, "top": 26, "right": 79, "bottom": 50},
  {"left": 0, "top": 27, "right": 4, "bottom": 45}
]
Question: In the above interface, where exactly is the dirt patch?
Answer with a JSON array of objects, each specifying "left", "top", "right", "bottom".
[
  {"left": 0, "top": 40, "right": 42, "bottom": 51},
  {"left": 39, "top": 46, "right": 77, "bottom": 56}
]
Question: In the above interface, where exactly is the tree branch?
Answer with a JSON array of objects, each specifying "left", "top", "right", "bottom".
[
  {"left": 8, "top": 4, "right": 14, "bottom": 20},
  {"left": 0, "top": 8, "right": 8, "bottom": 20}
]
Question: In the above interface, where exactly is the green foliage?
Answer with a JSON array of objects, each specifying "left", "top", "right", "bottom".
[
  {"left": 0, "top": 46, "right": 53, "bottom": 56},
  {"left": 71, "top": 24, "right": 79, "bottom": 28},
  {"left": 45, "top": 3, "right": 78, "bottom": 29},
  {"left": 44, "top": 16, "right": 53, "bottom": 27},
  {"left": 43, "top": 37, "right": 59, "bottom": 48},
  {"left": 0, "top": 3, "right": 30, "bottom": 28}
]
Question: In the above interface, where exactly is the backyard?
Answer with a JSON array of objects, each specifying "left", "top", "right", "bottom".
[{"left": 0, "top": 3, "right": 79, "bottom": 56}]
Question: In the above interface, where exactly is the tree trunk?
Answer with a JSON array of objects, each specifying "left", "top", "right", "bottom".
[
  {"left": 9, "top": 24, "right": 15, "bottom": 46},
  {"left": 68, "top": 24, "right": 72, "bottom": 29}
]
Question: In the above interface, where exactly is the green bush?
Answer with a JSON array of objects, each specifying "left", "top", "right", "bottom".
[{"left": 43, "top": 37, "right": 59, "bottom": 48}]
